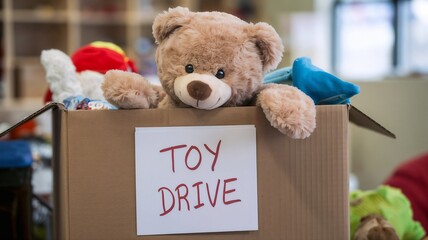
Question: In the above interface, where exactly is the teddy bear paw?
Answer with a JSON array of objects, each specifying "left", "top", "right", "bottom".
[
  {"left": 102, "top": 70, "right": 161, "bottom": 109},
  {"left": 257, "top": 84, "right": 316, "bottom": 139}
]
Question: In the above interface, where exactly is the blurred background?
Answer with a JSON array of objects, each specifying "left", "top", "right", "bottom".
[{"left": 0, "top": 1, "right": 428, "bottom": 238}]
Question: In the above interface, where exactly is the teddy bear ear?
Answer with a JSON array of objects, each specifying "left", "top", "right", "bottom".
[
  {"left": 249, "top": 22, "right": 284, "bottom": 73},
  {"left": 152, "top": 7, "right": 192, "bottom": 44}
]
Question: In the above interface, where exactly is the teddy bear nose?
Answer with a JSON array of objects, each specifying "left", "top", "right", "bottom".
[{"left": 187, "top": 81, "right": 212, "bottom": 100}]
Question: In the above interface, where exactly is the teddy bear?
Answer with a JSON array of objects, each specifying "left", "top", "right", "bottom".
[
  {"left": 353, "top": 214, "right": 400, "bottom": 240},
  {"left": 102, "top": 7, "right": 316, "bottom": 139}
]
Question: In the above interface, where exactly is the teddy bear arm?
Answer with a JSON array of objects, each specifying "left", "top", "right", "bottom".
[
  {"left": 256, "top": 83, "right": 316, "bottom": 139},
  {"left": 102, "top": 70, "right": 164, "bottom": 109}
]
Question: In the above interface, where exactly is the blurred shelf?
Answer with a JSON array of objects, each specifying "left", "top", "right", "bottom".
[
  {"left": 0, "top": 98, "right": 45, "bottom": 112},
  {"left": 1, "top": 0, "right": 188, "bottom": 106},
  {"left": 136, "top": 10, "right": 161, "bottom": 25},
  {"left": 80, "top": 11, "right": 127, "bottom": 25},
  {"left": 12, "top": 9, "right": 68, "bottom": 23},
  {"left": 14, "top": 56, "right": 42, "bottom": 64}
]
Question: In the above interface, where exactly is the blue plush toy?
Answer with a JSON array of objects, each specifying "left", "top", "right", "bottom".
[{"left": 264, "top": 57, "right": 360, "bottom": 105}]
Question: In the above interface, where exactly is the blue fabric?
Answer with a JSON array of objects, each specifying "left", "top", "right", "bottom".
[
  {"left": 264, "top": 66, "right": 293, "bottom": 85},
  {"left": 293, "top": 57, "right": 360, "bottom": 104},
  {"left": 263, "top": 57, "right": 360, "bottom": 105},
  {"left": 0, "top": 140, "right": 32, "bottom": 168}
]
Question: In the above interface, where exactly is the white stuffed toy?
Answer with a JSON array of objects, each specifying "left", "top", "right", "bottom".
[{"left": 40, "top": 49, "right": 105, "bottom": 103}]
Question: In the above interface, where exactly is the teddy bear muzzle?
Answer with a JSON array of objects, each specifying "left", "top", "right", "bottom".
[
  {"left": 174, "top": 73, "right": 232, "bottom": 110},
  {"left": 187, "top": 81, "right": 212, "bottom": 101}
]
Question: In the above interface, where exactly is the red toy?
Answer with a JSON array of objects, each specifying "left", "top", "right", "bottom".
[{"left": 43, "top": 41, "right": 138, "bottom": 103}]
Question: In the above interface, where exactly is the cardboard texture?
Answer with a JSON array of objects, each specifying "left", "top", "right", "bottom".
[{"left": 0, "top": 104, "right": 393, "bottom": 240}]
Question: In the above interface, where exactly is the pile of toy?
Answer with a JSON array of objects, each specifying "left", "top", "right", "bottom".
[{"left": 41, "top": 8, "right": 359, "bottom": 139}]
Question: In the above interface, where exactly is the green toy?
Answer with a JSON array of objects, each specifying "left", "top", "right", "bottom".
[{"left": 350, "top": 185, "right": 425, "bottom": 240}]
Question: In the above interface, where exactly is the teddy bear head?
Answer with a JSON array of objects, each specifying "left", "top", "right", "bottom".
[
  {"left": 152, "top": 7, "right": 284, "bottom": 110},
  {"left": 353, "top": 214, "right": 399, "bottom": 240}
]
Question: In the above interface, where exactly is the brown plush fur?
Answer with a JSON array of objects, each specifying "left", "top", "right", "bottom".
[
  {"left": 353, "top": 215, "right": 399, "bottom": 240},
  {"left": 103, "top": 70, "right": 165, "bottom": 109},
  {"left": 152, "top": 7, "right": 284, "bottom": 107},
  {"left": 257, "top": 83, "right": 316, "bottom": 138},
  {"left": 102, "top": 7, "right": 316, "bottom": 139}
]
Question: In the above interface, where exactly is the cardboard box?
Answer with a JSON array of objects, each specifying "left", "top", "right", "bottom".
[{"left": 1, "top": 103, "right": 394, "bottom": 240}]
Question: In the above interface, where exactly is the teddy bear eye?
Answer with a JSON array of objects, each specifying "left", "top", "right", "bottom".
[
  {"left": 215, "top": 69, "right": 225, "bottom": 79},
  {"left": 185, "top": 64, "right": 194, "bottom": 73}
]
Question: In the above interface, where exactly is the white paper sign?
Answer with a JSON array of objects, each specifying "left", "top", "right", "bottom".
[{"left": 135, "top": 125, "right": 258, "bottom": 235}]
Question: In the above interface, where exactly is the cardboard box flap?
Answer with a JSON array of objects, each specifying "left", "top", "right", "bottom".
[
  {"left": 1, "top": 103, "right": 395, "bottom": 139},
  {"left": 0, "top": 102, "right": 65, "bottom": 138},
  {"left": 349, "top": 104, "right": 396, "bottom": 139}
]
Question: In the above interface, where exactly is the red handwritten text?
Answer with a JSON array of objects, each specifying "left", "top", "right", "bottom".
[
  {"left": 159, "top": 140, "right": 222, "bottom": 172},
  {"left": 158, "top": 178, "right": 241, "bottom": 216}
]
